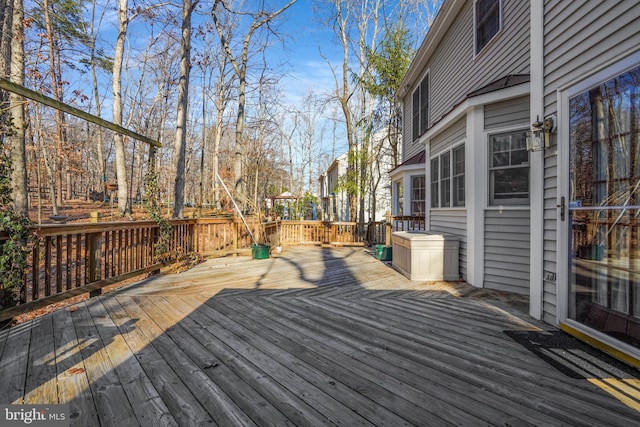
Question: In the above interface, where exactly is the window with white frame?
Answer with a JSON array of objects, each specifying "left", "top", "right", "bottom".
[
  {"left": 411, "top": 175, "right": 426, "bottom": 215},
  {"left": 395, "top": 181, "right": 404, "bottom": 215},
  {"left": 453, "top": 146, "right": 465, "bottom": 206},
  {"left": 475, "top": 0, "right": 501, "bottom": 54},
  {"left": 412, "top": 73, "right": 429, "bottom": 141},
  {"left": 430, "top": 158, "right": 439, "bottom": 207},
  {"left": 489, "top": 130, "right": 529, "bottom": 205},
  {"left": 431, "top": 145, "right": 466, "bottom": 208}
]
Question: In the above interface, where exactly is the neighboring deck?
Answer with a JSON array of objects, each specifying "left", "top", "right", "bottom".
[{"left": 1, "top": 246, "right": 639, "bottom": 426}]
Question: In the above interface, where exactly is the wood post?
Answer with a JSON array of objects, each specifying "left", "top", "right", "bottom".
[
  {"left": 90, "top": 211, "right": 101, "bottom": 222},
  {"left": 385, "top": 211, "right": 392, "bottom": 246},
  {"left": 232, "top": 218, "right": 239, "bottom": 255},
  {"left": 87, "top": 231, "right": 102, "bottom": 297}
]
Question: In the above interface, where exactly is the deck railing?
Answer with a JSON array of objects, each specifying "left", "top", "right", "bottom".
[
  {"left": 0, "top": 215, "right": 424, "bottom": 320},
  {"left": 278, "top": 221, "right": 369, "bottom": 246}
]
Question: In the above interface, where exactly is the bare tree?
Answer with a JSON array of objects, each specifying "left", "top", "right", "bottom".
[
  {"left": 212, "top": 0, "right": 297, "bottom": 197},
  {"left": 7, "top": 0, "right": 28, "bottom": 216},
  {"left": 172, "top": 0, "right": 199, "bottom": 218},
  {"left": 112, "top": 0, "right": 130, "bottom": 215},
  {"left": 112, "top": 0, "right": 169, "bottom": 216},
  {"left": 82, "top": 0, "right": 110, "bottom": 200},
  {"left": 322, "top": 0, "right": 358, "bottom": 221}
]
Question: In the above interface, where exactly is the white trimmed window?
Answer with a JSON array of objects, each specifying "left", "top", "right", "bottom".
[
  {"left": 488, "top": 130, "right": 529, "bottom": 205},
  {"left": 431, "top": 145, "right": 466, "bottom": 208},
  {"left": 395, "top": 181, "right": 404, "bottom": 215},
  {"left": 475, "top": 0, "right": 501, "bottom": 54},
  {"left": 411, "top": 176, "right": 426, "bottom": 215},
  {"left": 412, "top": 73, "right": 429, "bottom": 141}
]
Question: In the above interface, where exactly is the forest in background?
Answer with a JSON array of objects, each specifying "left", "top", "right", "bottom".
[{"left": 1, "top": 0, "right": 441, "bottom": 223}]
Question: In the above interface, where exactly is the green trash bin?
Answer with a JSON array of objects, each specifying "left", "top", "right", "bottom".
[
  {"left": 375, "top": 244, "right": 392, "bottom": 261},
  {"left": 252, "top": 244, "right": 270, "bottom": 259}
]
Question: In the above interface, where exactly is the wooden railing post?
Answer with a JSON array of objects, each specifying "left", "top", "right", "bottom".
[
  {"left": 385, "top": 211, "right": 392, "bottom": 246},
  {"left": 87, "top": 231, "right": 102, "bottom": 297},
  {"left": 233, "top": 217, "right": 239, "bottom": 255}
]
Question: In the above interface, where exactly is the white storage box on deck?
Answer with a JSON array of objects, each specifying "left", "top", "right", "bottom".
[{"left": 392, "top": 231, "right": 459, "bottom": 281}]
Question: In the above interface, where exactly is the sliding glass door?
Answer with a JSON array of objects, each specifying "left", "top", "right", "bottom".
[{"left": 568, "top": 64, "right": 640, "bottom": 348}]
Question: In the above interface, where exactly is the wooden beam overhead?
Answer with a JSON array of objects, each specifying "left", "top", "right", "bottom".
[{"left": 0, "top": 78, "right": 162, "bottom": 147}]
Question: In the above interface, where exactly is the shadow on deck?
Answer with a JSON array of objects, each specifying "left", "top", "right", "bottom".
[{"left": 1, "top": 246, "right": 639, "bottom": 426}]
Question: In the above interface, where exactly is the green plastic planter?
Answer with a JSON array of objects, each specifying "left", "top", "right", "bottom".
[
  {"left": 252, "top": 244, "right": 270, "bottom": 259},
  {"left": 375, "top": 244, "right": 392, "bottom": 261}
]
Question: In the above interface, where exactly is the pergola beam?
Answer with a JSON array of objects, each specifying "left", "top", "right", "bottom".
[{"left": 0, "top": 78, "right": 162, "bottom": 148}]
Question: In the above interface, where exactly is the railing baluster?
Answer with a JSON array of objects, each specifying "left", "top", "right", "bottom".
[
  {"left": 56, "top": 235, "right": 63, "bottom": 293},
  {"left": 75, "top": 234, "right": 82, "bottom": 287},
  {"left": 44, "top": 236, "right": 51, "bottom": 296},
  {"left": 66, "top": 234, "right": 72, "bottom": 290},
  {"left": 31, "top": 244, "right": 39, "bottom": 300}
]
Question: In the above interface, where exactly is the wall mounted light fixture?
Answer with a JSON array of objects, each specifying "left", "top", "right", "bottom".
[{"left": 526, "top": 115, "right": 556, "bottom": 151}]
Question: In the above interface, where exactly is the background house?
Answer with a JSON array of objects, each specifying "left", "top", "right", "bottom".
[
  {"left": 318, "top": 153, "right": 350, "bottom": 222},
  {"left": 397, "top": 0, "right": 640, "bottom": 364},
  {"left": 318, "top": 128, "right": 396, "bottom": 223}
]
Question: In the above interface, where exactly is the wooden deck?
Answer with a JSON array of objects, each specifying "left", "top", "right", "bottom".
[{"left": 1, "top": 246, "right": 639, "bottom": 426}]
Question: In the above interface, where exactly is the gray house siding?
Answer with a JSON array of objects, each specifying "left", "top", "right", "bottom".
[
  {"left": 541, "top": 1, "right": 640, "bottom": 322},
  {"left": 430, "top": 210, "right": 467, "bottom": 280},
  {"left": 403, "top": 96, "right": 423, "bottom": 161},
  {"left": 484, "top": 97, "right": 529, "bottom": 130},
  {"left": 543, "top": 1, "right": 639, "bottom": 115},
  {"left": 430, "top": 117, "right": 466, "bottom": 154},
  {"left": 403, "top": 0, "right": 530, "bottom": 139},
  {"left": 542, "top": 152, "right": 559, "bottom": 324},
  {"left": 428, "top": 0, "right": 530, "bottom": 125},
  {"left": 429, "top": 117, "right": 467, "bottom": 279},
  {"left": 484, "top": 209, "right": 531, "bottom": 295}
]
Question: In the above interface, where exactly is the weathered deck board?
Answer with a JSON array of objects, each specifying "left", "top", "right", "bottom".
[
  {"left": 0, "top": 320, "right": 32, "bottom": 404},
  {"left": 145, "top": 295, "right": 329, "bottom": 426},
  {"left": 51, "top": 307, "right": 99, "bottom": 426},
  {"left": 70, "top": 301, "right": 139, "bottom": 426},
  {"left": 107, "top": 296, "right": 215, "bottom": 426},
  {"left": 1, "top": 246, "right": 640, "bottom": 426},
  {"left": 85, "top": 299, "right": 177, "bottom": 427},
  {"left": 23, "top": 315, "right": 57, "bottom": 404},
  {"left": 131, "top": 295, "right": 257, "bottom": 427},
  {"left": 214, "top": 294, "right": 544, "bottom": 426}
]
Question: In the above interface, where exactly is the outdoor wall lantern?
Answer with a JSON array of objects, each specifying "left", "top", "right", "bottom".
[{"left": 526, "top": 115, "right": 555, "bottom": 151}]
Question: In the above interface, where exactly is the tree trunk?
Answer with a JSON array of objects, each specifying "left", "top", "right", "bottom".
[
  {"left": 89, "top": 0, "right": 106, "bottom": 199},
  {"left": 113, "top": 0, "right": 130, "bottom": 216},
  {"left": 212, "top": 0, "right": 297, "bottom": 199},
  {"left": 43, "top": 0, "right": 66, "bottom": 207},
  {"left": 8, "top": 0, "right": 28, "bottom": 216},
  {"left": 172, "top": 0, "right": 195, "bottom": 218}
]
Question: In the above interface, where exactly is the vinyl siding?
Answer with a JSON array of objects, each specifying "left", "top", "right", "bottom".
[
  {"left": 428, "top": 117, "right": 467, "bottom": 279},
  {"left": 403, "top": 96, "right": 422, "bottom": 161},
  {"left": 542, "top": 151, "right": 558, "bottom": 324},
  {"left": 429, "top": 0, "right": 530, "bottom": 123},
  {"left": 430, "top": 117, "right": 466, "bottom": 155},
  {"left": 541, "top": 0, "right": 640, "bottom": 323},
  {"left": 430, "top": 209, "right": 467, "bottom": 280},
  {"left": 402, "top": 0, "right": 530, "bottom": 150},
  {"left": 543, "top": 1, "right": 640, "bottom": 114},
  {"left": 484, "top": 209, "right": 531, "bottom": 295},
  {"left": 484, "top": 97, "right": 529, "bottom": 130}
]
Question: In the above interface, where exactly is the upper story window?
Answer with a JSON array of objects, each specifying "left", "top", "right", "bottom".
[
  {"left": 431, "top": 144, "right": 465, "bottom": 208},
  {"left": 475, "top": 0, "right": 501, "bottom": 54},
  {"left": 489, "top": 130, "right": 529, "bottom": 205},
  {"left": 412, "top": 73, "right": 429, "bottom": 141}
]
